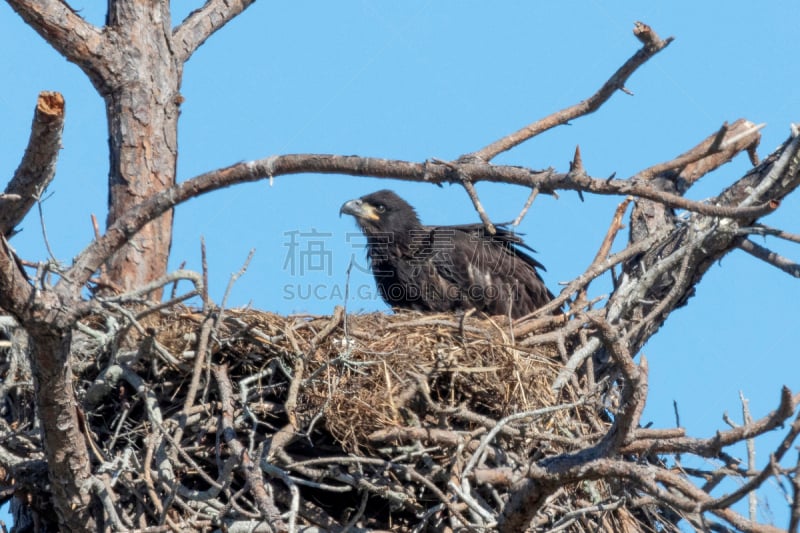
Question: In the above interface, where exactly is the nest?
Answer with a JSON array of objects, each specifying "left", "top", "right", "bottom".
[{"left": 2, "top": 307, "right": 676, "bottom": 532}]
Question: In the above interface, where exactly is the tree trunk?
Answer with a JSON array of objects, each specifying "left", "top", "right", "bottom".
[
  {"left": 101, "top": 0, "right": 182, "bottom": 296},
  {"left": 26, "top": 325, "right": 97, "bottom": 531}
]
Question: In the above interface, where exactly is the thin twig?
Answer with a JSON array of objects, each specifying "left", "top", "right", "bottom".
[
  {"left": 460, "top": 173, "right": 496, "bottom": 234},
  {"left": 511, "top": 186, "right": 541, "bottom": 227},
  {"left": 200, "top": 236, "right": 209, "bottom": 309},
  {"left": 740, "top": 391, "right": 758, "bottom": 522},
  {"left": 591, "top": 197, "right": 633, "bottom": 265},
  {"left": 36, "top": 196, "right": 58, "bottom": 262}
]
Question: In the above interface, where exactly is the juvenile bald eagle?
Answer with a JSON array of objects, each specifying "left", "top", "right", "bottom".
[{"left": 340, "top": 190, "right": 553, "bottom": 318}]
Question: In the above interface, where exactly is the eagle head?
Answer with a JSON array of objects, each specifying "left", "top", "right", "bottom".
[{"left": 340, "top": 190, "right": 421, "bottom": 235}]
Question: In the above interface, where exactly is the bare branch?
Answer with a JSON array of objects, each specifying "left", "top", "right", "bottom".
[
  {"left": 703, "top": 455, "right": 779, "bottom": 514},
  {"left": 5, "top": 0, "right": 107, "bottom": 77},
  {"left": 1, "top": 92, "right": 65, "bottom": 236},
  {"left": 464, "top": 22, "right": 673, "bottom": 162},
  {"left": 62, "top": 153, "right": 778, "bottom": 296},
  {"left": 622, "top": 387, "right": 799, "bottom": 455},
  {"left": 460, "top": 175, "right": 496, "bottom": 234},
  {"left": 733, "top": 128, "right": 800, "bottom": 209},
  {"left": 511, "top": 186, "right": 540, "bottom": 227},
  {"left": 738, "top": 238, "right": 800, "bottom": 278},
  {"left": 173, "top": 0, "right": 257, "bottom": 63},
  {"left": 0, "top": 237, "right": 34, "bottom": 320},
  {"left": 591, "top": 197, "right": 632, "bottom": 266},
  {"left": 528, "top": 226, "right": 672, "bottom": 332},
  {"left": 744, "top": 223, "right": 800, "bottom": 244},
  {"left": 634, "top": 119, "right": 763, "bottom": 186},
  {"left": 590, "top": 317, "right": 648, "bottom": 450},
  {"left": 791, "top": 451, "right": 800, "bottom": 533}
]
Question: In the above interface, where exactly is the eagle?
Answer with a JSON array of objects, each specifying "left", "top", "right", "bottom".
[{"left": 340, "top": 190, "right": 553, "bottom": 318}]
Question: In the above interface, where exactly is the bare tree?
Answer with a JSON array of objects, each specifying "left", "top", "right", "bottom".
[{"left": 1, "top": 4, "right": 799, "bottom": 532}]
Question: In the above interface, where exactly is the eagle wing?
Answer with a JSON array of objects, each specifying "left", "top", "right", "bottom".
[{"left": 427, "top": 224, "right": 553, "bottom": 317}]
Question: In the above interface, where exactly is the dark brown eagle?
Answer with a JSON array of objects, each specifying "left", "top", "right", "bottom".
[{"left": 340, "top": 190, "right": 553, "bottom": 318}]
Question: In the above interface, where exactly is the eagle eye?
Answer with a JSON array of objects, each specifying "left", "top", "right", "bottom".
[{"left": 375, "top": 204, "right": 386, "bottom": 213}]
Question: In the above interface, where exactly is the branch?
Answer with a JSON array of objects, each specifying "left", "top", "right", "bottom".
[
  {"left": 1, "top": 92, "right": 65, "bottom": 237},
  {"left": 622, "top": 387, "right": 798, "bottom": 455},
  {"left": 791, "top": 452, "right": 800, "bottom": 533},
  {"left": 213, "top": 364, "right": 286, "bottom": 530},
  {"left": 744, "top": 223, "right": 800, "bottom": 245},
  {"left": 590, "top": 197, "right": 632, "bottom": 266},
  {"left": 0, "top": 238, "right": 34, "bottom": 321},
  {"left": 589, "top": 317, "right": 648, "bottom": 451},
  {"left": 61, "top": 153, "right": 778, "bottom": 294},
  {"left": 172, "top": 0, "right": 257, "bottom": 63},
  {"left": 605, "top": 128, "right": 800, "bottom": 360},
  {"left": 460, "top": 175, "right": 496, "bottom": 234},
  {"left": 511, "top": 186, "right": 540, "bottom": 227},
  {"left": 629, "top": 119, "right": 762, "bottom": 247},
  {"left": 464, "top": 22, "right": 673, "bottom": 162},
  {"left": 634, "top": 119, "right": 763, "bottom": 186},
  {"left": 5, "top": 0, "right": 107, "bottom": 76},
  {"left": 738, "top": 238, "right": 800, "bottom": 278}
]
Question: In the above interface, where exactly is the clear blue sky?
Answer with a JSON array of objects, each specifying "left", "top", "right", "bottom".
[{"left": 2, "top": 2, "right": 798, "bottom": 528}]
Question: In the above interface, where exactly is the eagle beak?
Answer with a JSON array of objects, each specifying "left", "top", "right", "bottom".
[{"left": 340, "top": 198, "right": 380, "bottom": 221}]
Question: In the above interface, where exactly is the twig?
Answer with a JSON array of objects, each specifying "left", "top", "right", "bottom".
[
  {"left": 591, "top": 197, "right": 632, "bottom": 265},
  {"left": 36, "top": 196, "right": 58, "bottom": 262},
  {"left": 459, "top": 174, "right": 496, "bottom": 234},
  {"left": 621, "top": 248, "right": 694, "bottom": 344},
  {"left": 704, "top": 455, "right": 779, "bottom": 512},
  {"left": 213, "top": 364, "right": 286, "bottom": 530},
  {"left": 511, "top": 186, "right": 541, "bottom": 227},
  {"left": 200, "top": 236, "right": 209, "bottom": 309},
  {"left": 740, "top": 391, "right": 758, "bottom": 521},
  {"left": 448, "top": 480, "right": 495, "bottom": 526},
  {"left": 462, "top": 400, "right": 587, "bottom": 481},
  {"left": 739, "top": 127, "right": 800, "bottom": 207},
  {"left": 219, "top": 248, "right": 255, "bottom": 313},
  {"left": 463, "top": 22, "right": 673, "bottom": 162},
  {"left": 341, "top": 491, "right": 369, "bottom": 533},
  {"left": 94, "top": 269, "right": 203, "bottom": 306},
  {"left": 530, "top": 225, "right": 671, "bottom": 323},
  {"left": 174, "top": 313, "right": 215, "bottom": 447}
]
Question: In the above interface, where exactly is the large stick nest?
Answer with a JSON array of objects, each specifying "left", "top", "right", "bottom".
[{"left": 2, "top": 307, "right": 675, "bottom": 532}]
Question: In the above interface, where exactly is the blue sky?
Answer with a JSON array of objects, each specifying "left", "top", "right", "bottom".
[{"left": 2, "top": 1, "right": 799, "bottom": 528}]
